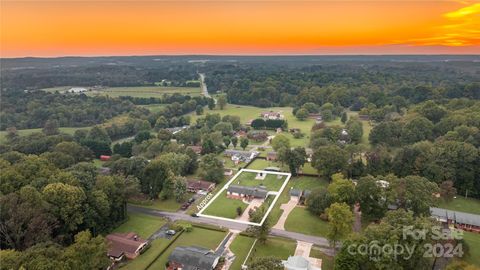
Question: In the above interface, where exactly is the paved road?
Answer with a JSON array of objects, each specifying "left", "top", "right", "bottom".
[
  {"left": 198, "top": 73, "right": 211, "bottom": 98},
  {"left": 127, "top": 204, "right": 333, "bottom": 250}
]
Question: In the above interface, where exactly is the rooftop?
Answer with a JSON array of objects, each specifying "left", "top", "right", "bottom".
[
  {"left": 168, "top": 246, "right": 219, "bottom": 270},
  {"left": 106, "top": 232, "right": 148, "bottom": 258},
  {"left": 227, "top": 184, "right": 269, "bottom": 198},
  {"left": 430, "top": 207, "right": 480, "bottom": 227}
]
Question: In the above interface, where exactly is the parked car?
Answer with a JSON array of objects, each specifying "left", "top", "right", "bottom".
[
  {"left": 181, "top": 203, "right": 190, "bottom": 210},
  {"left": 166, "top": 230, "right": 176, "bottom": 235},
  {"left": 191, "top": 213, "right": 199, "bottom": 217},
  {"left": 188, "top": 197, "right": 195, "bottom": 203}
]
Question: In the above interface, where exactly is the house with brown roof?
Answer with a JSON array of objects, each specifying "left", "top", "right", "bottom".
[
  {"left": 106, "top": 232, "right": 148, "bottom": 261},
  {"left": 167, "top": 246, "right": 220, "bottom": 270},
  {"left": 266, "top": 151, "right": 277, "bottom": 161},
  {"left": 187, "top": 179, "right": 216, "bottom": 193},
  {"left": 187, "top": 145, "right": 202, "bottom": 155}
]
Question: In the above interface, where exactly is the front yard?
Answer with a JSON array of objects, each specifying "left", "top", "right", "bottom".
[
  {"left": 247, "top": 237, "right": 296, "bottom": 262},
  {"left": 202, "top": 190, "right": 248, "bottom": 219},
  {"left": 147, "top": 226, "right": 227, "bottom": 270},
  {"left": 113, "top": 213, "right": 166, "bottom": 239},
  {"left": 284, "top": 207, "right": 329, "bottom": 237},
  {"left": 229, "top": 235, "right": 257, "bottom": 270}
]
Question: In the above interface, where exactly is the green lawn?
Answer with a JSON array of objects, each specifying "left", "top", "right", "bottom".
[
  {"left": 268, "top": 176, "right": 329, "bottom": 225},
  {"left": 139, "top": 104, "right": 168, "bottom": 113},
  {"left": 113, "top": 213, "right": 167, "bottom": 239},
  {"left": 190, "top": 105, "right": 315, "bottom": 134},
  {"left": 301, "top": 163, "right": 318, "bottom": 175},
  {"left": 247, "top": 237, "right": 296, "bottom": 263},
  {"left": 246, "top": 159, "right": 282, "bottom": 171},
  {"left": 129, "top": 197, "right": 189, "bottom": 212},
  {"left": 203, "top": 191, "right": 248, "bottom": 219},
  {"left": 147, "top": 227, "right": 227, "bottom": 270},
  {"left": 120, "top": 238, "right": 171, "bottom": 270},
  {"left": 234, "top": 171, "right": 286, "bottom": 192},
  {"left": 310, "top": 246, "right": 334, "bottom": 270},
  {"left": 283, "top": 132, "right": 310, "bottom": 148},
  {"left": 438, "top": 197, "right": 480, "bottom": 215},
  {"left": 86, "top": 86, "right": 202, "bottom": 98},
  {"left": 462, "top": 231, "right": 480, "bottom": 266},
  {"left": 284, "top": 207, "right": 329, "bottom": 237},
  {"left": 229, "top": 235, "right": 257, "bottom": 270},
  {"left": 0, "top": 126, "right": 91, "bottom": 144}
]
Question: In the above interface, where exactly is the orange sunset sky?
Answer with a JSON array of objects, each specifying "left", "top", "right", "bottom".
[{"left": 1, "top": 0, "right": 479, "bottom": 57}]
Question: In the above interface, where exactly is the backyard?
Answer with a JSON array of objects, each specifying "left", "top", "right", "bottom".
[
  {"left": 437, "top": 197, "right": 480, "bottom": 215},
  {"left": 234, "top": 171, "right": 287, "bottom": 192}
]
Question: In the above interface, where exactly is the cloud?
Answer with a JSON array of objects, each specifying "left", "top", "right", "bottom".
[{"left": 400, "top": 2, "right": 480, "bottom": 47}]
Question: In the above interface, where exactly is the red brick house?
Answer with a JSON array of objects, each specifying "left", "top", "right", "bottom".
[{"left": 106, "top": 232, "right": 148, "bottom": 261}]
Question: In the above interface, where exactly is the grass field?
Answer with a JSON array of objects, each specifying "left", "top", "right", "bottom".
[
  {"left": 147, "top": 227, "right": 227, "bottom": 270},
  {"left": 203, "top": 191, "right": 248, "bottom": 219},
  {"left": 229, "top": 235, "right": 257, "bottom": 270},
  {"left": 120, "top": 238, "right": 171, "bottom": 270},
  {"left": 113, "top": 213, "right": 166, "bottom": 239},
  {"left": 90, "top": 86, "right": 201, "bottom": 98},
  {"left": 234, "top": 171, "right": 286, "bottom": 192},
  {"left": 0, "top": 126, "right": 91, "bottom": 144},
  {"left": 284, "top": 207, "right": 329, "bottom": 237},
  {"left": 138, "top": 104, "right": 168, "bottom": 113},
  {"left": 191, "top": 105, "right": 315, "bottom": 133},
  {"left": 310, "top": 246, "right": 334, "bottom": 270},
  {"left": 248, "top": 237, "right": 296, "bottom": 263},
  {"left": 269, "top": 176, "right": 329, "bottom": 225},
  {"left": 437, "top": 197, "right": 480, "bottom": 215},
  {"left": 463, "top": 231, "right": 480, "bottom": 266},
  {"left": 129, "top": 196, "right": 192, "bottom": 212}
]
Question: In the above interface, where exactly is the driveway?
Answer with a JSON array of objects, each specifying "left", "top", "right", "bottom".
[
  {"left": 237, "top": 199, "right": 263, "bottom": 222},
  {"left": 273, "top": 196, "right": 299, "bottom": 230}
]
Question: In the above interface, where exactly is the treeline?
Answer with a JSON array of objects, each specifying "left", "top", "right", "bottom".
[
  {"left": 0, "top": 90, "right": 135, "bottom": 130},
  {"left": 1, "top": 63, "right": 198, "bottom": 90},
  {"left": 203, "top": 62, "right": 479, "bottom": 108},
  {"left": 118, "top": 93, "right": 201, "bottom": 105}
]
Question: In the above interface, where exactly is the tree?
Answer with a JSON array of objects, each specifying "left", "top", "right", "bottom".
[
  {"left": 195, "top": 105, "right": 204, "bottom": 115},
  {"left": 249, "top": 257, "right": 284, "bottom": 270},
  {"left": 113, "top": 141, "right": 133, "bottom": 157},
  {"left": 142, "top": 159, "right": 174, "bottom": 199},
  {"left": 325, "top": 202, "right": 353, "bottom": 252},
  {"left": 173, "top": 177, "right": 187, "bottom": 202},
  {"left": 0, "top": 187, "right": 57, "bottom": 250},
  {"left": 201, "top": 138, "right": 216, "bottom": 155},
  {"left": 160, "top": 175, "right": 175, "bottom": 200},
  {"left": 311, "top": 145, "right": 348, "bottom": 179},
  {"left": 199, "top": 154, "right": 224, "bottom": 183},
  {"left": 88, "top": 126, "right": 111, "bottom": 143},
  {"left": 213, "top": 122, "right": 233, "bottom": 136},
  {"left": 231, "top": 136, "right": 238, "bottom": 148},
  {"left": 134, "top": 130, "right": 152, "bottom": 143},
  {"left": 251, "top": 118, "right": 266, "bottom": 130},
  {"left": 223, "top": 136, "right": 231, "bottom": 148},
  {"left": 355, "top": 176, "right": 388, "bottom": 220},
  {"left": 391, "top": 175, "right": 439, "bottom": 216},
  {"left": 154, "top": 116, "right": 168, "bottom": 131},
  {"left": 402, "top": 116, "right": 434, "bottom": 144},
  {"left": 5, "top": 127, "right": 18, "bottom": 141},
  {"left": 240, "top": 137, "right": 249, "bottom": 150},
  {"left": 306, "top": 188, "right": 332, "bottom": 215},
  {"left": 440, "top": 180, "right": 457, "bottom": 202},
  {"left": 217, "top": 94, "right": 227, "bottom": 110},
  {"left": 283, "top": 147, "right": 307, "bottom": 176},
  {"left": 327, "top": 173, "right": 355, "bottom": 205},
  {"left": 236, "top": 206, "right": 243, "bottom": 216},
  {"left": 42, "top": 119, "right": 59, "bottom": 136},
  {"left": 207, "top": 98, "right": 215, "bottom": 110},
  {"left": 345, "top": 118, "right": 363, "bottom": 144},
  {"left": 63, "top": 231, "right": 110, "bottom": 270},
  {"left": 42, "top": 183, "right": 86, "bottom": 233},
  {"left": 341, "top": 112, "right": 348, "bottom": 124},
  {"left": 295, "top": 108, "right": 309, "bottom": 121},
  {"left": 271, "top": 134, "right": 290, "bottom": 152},
  {"left": 417, "top": 100, "right": 446, "bottom": 123}
]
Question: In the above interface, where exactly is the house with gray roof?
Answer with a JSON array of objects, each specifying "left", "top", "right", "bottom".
[
  {"left": 430, "top": 207, "right": 480, "bottom": 233},
  {"left": 227, "top": 185, "right": 268, "bottom": 200},
  {"left": 166, "top": 246, "right": 220, "bottom": 270},
  {"left": 283, "top": 255, "right": 322, "bottom": 270}
]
